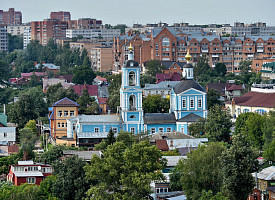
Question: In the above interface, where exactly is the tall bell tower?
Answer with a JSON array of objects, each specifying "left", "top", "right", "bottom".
[{"left": 120, "top": 44, "right": 144, "bottom": 134}]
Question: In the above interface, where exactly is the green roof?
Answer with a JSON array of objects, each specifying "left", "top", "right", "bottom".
[
  {"left": 0, "top": 113, "right": 7, "bottom": 126},
  {"left": 262, "top": 62, "right": 275, "bottom": 73}
]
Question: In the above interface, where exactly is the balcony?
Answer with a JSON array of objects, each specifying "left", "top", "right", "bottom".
[{"left": 212, "top": 54, "right": 219, "bottom": 58}]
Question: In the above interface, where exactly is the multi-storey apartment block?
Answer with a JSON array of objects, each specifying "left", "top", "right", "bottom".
[
  {"left": 0, "top": 24, "right": 8, "bottom": 52},
  {"left": 66, "top": 28, "right": 120, "bottom": 40},
  {"left": 50, "top": 11, "right": 71, "bottom": 21},
  {"left": 31, "top": 19, "right": 68, "bottom": 45},
  {"left": 0, "top": 8, "right": 22, "bottom": 25},
  {"left": 91, "top": 46, "right": 113, "bottom": 72},
  {"left": 113, "top": 27, "right": 275, "bottom": 74},
  {"left": 7, "top": 24, "right": 31, "bottom": 36},
  {"left": 23, "top": 27, "right": 31, "bottom": 49}
]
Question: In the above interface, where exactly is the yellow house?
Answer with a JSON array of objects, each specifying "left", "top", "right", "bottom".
[
  {"left": 253, "top": 166, "right": 275, "bottom": 194},
  {"left": 49, "top": 98, "right": 79, "bottom": 141},
  {"left": 225, "top": 87, "right": 275, "bottom": 118}
]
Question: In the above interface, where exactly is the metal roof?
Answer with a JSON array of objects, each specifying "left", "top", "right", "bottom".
[
  {"left": 14, "top": 171, "right": 44, "bottom": 177},
  {"left": 144, "top": 113, "right": 176, "bottom": 124},
  {"left": 253, "top": 166, "right": 275, "bottom": 181},
  {"left": 144, "top": 81, "right": 180, "bottom": 90},
  {"left": 162, "top": 156, "right": 187, "bottom": 167},
  {"left": 177, "top": 113, "right": 202, "bottom": 122},
  {"left": 173, "top": 79, "right": 205, "bottom": 94},
  {"left": 68, "top": 114, "right": 120, "bottom": 123}
]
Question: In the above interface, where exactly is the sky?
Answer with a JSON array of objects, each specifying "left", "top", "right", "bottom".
[{"left": 1, "top": 0, "right": 275, "bottom": 26}]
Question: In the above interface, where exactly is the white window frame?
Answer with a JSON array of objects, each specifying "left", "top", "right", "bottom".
[
  {"left": 94, "top": 127, "right": 99, "bottom": 133},
  {"left": 4, "top": 132, "right": 7, "bottom": 137},
  {"left": 190, "top": 98, "right": 194, "bottom": 108},
  {"left": 151, "top": 128, "right": 156, "bottom": 134},
  {"left": 57, "top": 123, "right": 61, "bottom": 128},
  {"left": 198, "top": 98, "right": 202, "bottom": 108},
  {"left": 70, "top": 111, "right": 75, "bottom": 117},
  {"left": 182, "top": 98, "right": 186, "bottom": 108},
  {"left": 112, "top": 127, "right": 118, "bottom": 134},
  {"left": 57, "top": 111, "right": 62, "bottom": 117},
  {"left": 27, "top": 177, "right": 36, "bottom": 184},
  {"left": 159, "top": 128, "right": 164, "bottom": 133},
  {"left": 130, "top": 127, "right": 135, "bottom": 133},
  {"left": 61, "top": 123, "right": 65, "bottom": 128},
  {"left": 167, "top": 128, "right": 172, "bottom": 132},
  {"left": 64, "top": 110, "right": 68, "bottom": 117}
]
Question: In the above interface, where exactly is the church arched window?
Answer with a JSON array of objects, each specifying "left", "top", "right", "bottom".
[
  {"left": 162, "top": 37, "right": 170, "bottom": 46},
  {"left": 129, "top": 71, "right": 136, "bottom": 86},
  {"left": 129, "top": 95, "right": 136, "bottom": 111}
]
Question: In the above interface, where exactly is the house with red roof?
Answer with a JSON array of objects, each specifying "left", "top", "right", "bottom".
[
  {"left": 156, "top": 72, "right": 181, "bottom": 83},
  {"left": 7, "top": 161, "right": 52, "bottom": 186},
  {"left": 225, "top": 87, "right": 275, "bottom": 118},
  {"left": 72, "top": 85, "right": 98, "bottom": 97},
  {"left": 225, "top": 84, "right": 245, "bottom": 100}
]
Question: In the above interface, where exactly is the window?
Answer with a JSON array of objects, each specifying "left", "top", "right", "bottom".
[
  {"left": 190, "top": 99, "right": 194, "bottom": 108},
  {"left": 112, "top": 127, "right": 118, "bottom": 134},
  {"left": 94, "top": 128, "right": 99, "bottom": 132},
  {"left": 155, "top": 44, "right": 158, "bottom": 51},
  {"left": 130, "top": 127, "right": 135, "bottom": 133},
  {"left": 58, "top": 123, "right": 61, "bottom": 128},
  {"left": 162, "top": 37, "right": 170, "bottom": 46},
  {"left": 57, "top": 111, "right": 62, "bottom": 117},
  {"left": 182, "top": 98, "right": 186, "bottom": 108},
  {"left": 159, "top": 128, "right": 164, "bottom": 133},
  {"left": 167, "top": 128, "right": 172, "bottom": 132},
  {"left": 70, "top": 111, "right": 75, "bottom": 117},
  {"left": 181, "top": 127, "right": 184, "bottom": 133},
  {"left": 130, "top": 115, "right": 136, "bottom": 119},
  {"left": 198, "top": 98, "right": 202, "bottom": 108},
  {"left": 27, "top": 177, "right": 36, "bottom": 184},
  {"left": 4, "top": 132, "right": 7, "bottom": 137},
  {"left": 62, "top": 123, "right": 65, "bottom": 128},
  {"left": 64, "top": 110, "right": 68, "bottom": 117},
  {"left": 151, "top": 128, "right": 156, "bottom": 134}
]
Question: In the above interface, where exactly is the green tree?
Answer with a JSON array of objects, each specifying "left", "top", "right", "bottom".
[
  {"left": 39, "top": 175, "right": 58, "bottom": 199},
  {"left": 214, "top": 63, "right": 227, "bottom": 77},
  {"left": 24, "top": 120, "right": 38, "bottom": 135},
  {"left": 19, "top": 128, "right": 37, "bottom": 161},
  {"left": 221, "top": 134, "right": 259, "bottom": 200},
  {"left": 194, "top": 55, "right": 211, "bottom": 82},
  {"left": 188, "top": 118, "right": 206, "bottom": 137},
  {"left": 143, "top": 94, "right": 169, "bottom": 113},
  {"left": 0, "top": 60, "right": 9, "bottom": 84},
  {"left": 145, "top": 60, "right": 165, "bottom": 77},
  {"left": 76, "top": 89, "right": 93, "bottom": 113},
  {"left": 207, "top": 88, "right": 221, "bottom": 109},
  {"left": 205, "top": 104, "right": 233, "bottom": 142},
  {"left": 172, "top": 142, "right": 226, "bottom": 200},
  {"left": 263, "top": 139, "right": 275, "bottom": 161},
  {"left": 0, "top": 183, "right": 40, "bottom": 200},
  {"left": 199, "top": 190, "right": 229, "bottom": 200},
  {"left": 8, "top": 33, "right": 23, "bottom": 52},
  {"left": 46, "top": 83, "right": 79, "bottom": 106},
  {"left": 52, "top": 155, "right": 90, "bottom": 200},
  {"left": 112, "top": 24, "right": 127, "bottom": 34},
  {"left": 140, "top": 74, "right": 156, "bottom": 87},
  {"left": 85, "top": 140, "right": 166, "bottom": 199},
  {"left": 8, "top": 87, "right": 47, "bottom": 128},
  {"left": 106, "top": 129, "right": 116, "bottom": 145},
  {"left": 72, "top": 65, "right": 96, "bottom": 85},
  {"left": 107, "top": 74, "right": 121, "bottom": 112},
  {"left": 41, "top": 145, "right": 69, "bottom": 164}
]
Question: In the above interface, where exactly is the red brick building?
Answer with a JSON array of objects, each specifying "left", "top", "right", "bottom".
[
  {"left": 0, "top": 8, "right": 22, "bottom": 25},
  {"left": 7, "top": 161, "right": 52, "bottom": 186},
  {"left": 113, "top": 27, "right": 275, "bottom": 74},
  {"left": 31, "top": 19, "right": 68, "bottom": 45},
  {"left": 50, "top": 11, "right": 71, "bottom": 21}
]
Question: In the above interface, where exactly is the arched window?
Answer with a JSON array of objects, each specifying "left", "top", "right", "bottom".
[
  {"left": 130, "top": 115, "right": 136, "bottom": 119},
  {"left": 129, "top": 95, "right": 136, "bottom": 111},
  {"left": 162, "top": 37, "right": 170, "bottom": 46},
  {"left": 129, "top": 71, "right": 136, "bottom": 86}
]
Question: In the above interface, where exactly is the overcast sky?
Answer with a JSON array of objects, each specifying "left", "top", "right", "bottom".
[{"left": 1, "top": 0, "right": 275, "bottom": 26}]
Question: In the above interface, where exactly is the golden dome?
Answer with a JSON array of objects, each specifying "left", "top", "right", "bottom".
[
  {"left": 128, "top": 43, "right": 133, "bottom": 50},
  {"left": 185, "top": 49, "right": 192, "bottom": 61}
]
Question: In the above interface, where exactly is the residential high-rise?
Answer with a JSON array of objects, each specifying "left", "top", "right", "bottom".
[
  {"left": 31, "top": 19, "right": 68, "bottom": 45},
  {"left": 50, "top": 11, "right": 71, "bottom": 21},
  {"left": 0, "top": 24, "right": 8, "bottom": 52},
  {"left": 23, "top": 27, "right": 32, "bottom": 49},
  {"left": 0, "top": 8, "right": 22, "bottom": 25}
]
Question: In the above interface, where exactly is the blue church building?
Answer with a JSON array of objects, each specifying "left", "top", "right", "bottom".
[{"left": 67, "top": 45, "right": 207, "bottom": 146}]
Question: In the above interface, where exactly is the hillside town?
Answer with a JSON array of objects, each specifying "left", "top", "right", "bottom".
[{"left": 0, "top": 5, "right": 275, "bottom": 200}]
